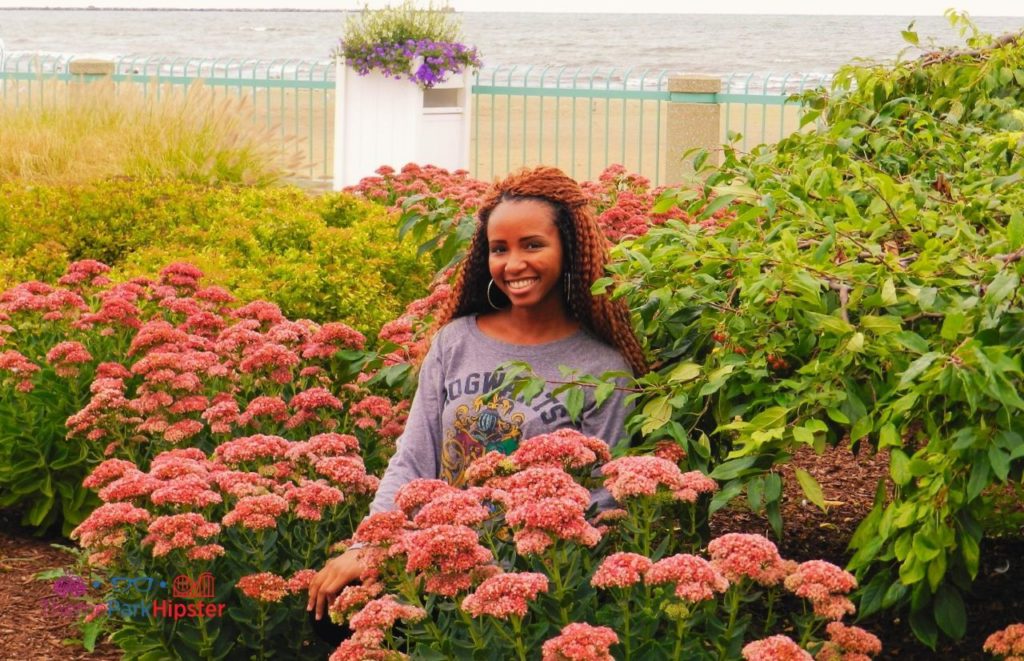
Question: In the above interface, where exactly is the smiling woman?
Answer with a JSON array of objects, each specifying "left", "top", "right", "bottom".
[{"left": 307, "top": 166, "right": 648, "bottom": 627}]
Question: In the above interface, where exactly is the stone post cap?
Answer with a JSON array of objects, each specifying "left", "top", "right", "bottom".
[
  {"left": 668, "top": 75, "right": 721, "bottom": 94},
  {"left": 69, "top": 59, "right": 115, "bottom": 76}
]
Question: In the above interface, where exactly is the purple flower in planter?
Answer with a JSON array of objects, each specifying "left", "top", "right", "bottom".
[{"left": 337, "top": 37, "right": 481, "bottom": 88}]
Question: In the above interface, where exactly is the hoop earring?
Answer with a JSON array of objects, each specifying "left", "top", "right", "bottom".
[{"left": 487, "top": 279, "right": 502, "bottom": 310}]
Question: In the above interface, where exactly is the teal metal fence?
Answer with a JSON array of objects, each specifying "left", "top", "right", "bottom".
[
  {"left": 0, "top": 53, "right": 336, "bottom": 182},
  {"left": 0, "top": 53, "right": 831, "bottom": 186}
]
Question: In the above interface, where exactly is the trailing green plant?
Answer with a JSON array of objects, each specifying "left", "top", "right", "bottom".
[
  {"left": 0, "top": 179, "right": 433, "bottom": 336},
  {"left": 604, "top": 14, "right": 1024, "bottom": 647}
]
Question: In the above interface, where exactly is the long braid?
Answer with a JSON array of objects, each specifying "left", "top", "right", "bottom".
[{"left": 432, "top": 167, "right": 649, "bottom": 376}]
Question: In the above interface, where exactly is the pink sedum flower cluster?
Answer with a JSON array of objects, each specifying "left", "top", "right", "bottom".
[
  {"left": 541, "top": 622, "right": 619, "bottom": 661},
  {"left": 984, "top": 623, "right": 1024, "bottom": 661},
  {"left": 742, "top": 635, "right": 813, "bottom": 661},
  {"left": 601, "top": 455, "right": 717, "bottom": 503}
]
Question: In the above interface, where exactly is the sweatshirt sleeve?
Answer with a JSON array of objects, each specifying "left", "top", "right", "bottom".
[{"left": 367, "top": 335, "right": 446, "bottom": 515}]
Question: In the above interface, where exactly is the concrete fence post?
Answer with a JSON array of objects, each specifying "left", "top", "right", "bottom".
[
  {"left": 68, "top": 59, "right": 115, "bottom": 99},
  {"left": 665, "top": 75, "right": 721, "bottom": 184}
]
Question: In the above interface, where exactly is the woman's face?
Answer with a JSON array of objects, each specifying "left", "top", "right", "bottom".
[{"left": 486, "top": 199, "right": 565, "bottom": 313}]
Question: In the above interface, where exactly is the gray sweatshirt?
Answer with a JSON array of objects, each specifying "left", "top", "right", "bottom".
[{"left": 369, "top": 315, "right": 633, "bottom": 514}]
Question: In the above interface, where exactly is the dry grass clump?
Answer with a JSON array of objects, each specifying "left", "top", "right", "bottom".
[{"left": 0, "top": 79, "right": 308, "bottom": 186}]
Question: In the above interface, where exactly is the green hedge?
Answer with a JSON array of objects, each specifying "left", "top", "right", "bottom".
[{"left": 0, "top": 179, "right": 433, "bottom": 337}]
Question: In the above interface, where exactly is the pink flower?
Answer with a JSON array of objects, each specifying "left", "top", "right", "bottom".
[
  {"left": 511, "top": 429, "right": 611, "bottom": 470},
  {"left": 402, "top": 524, "right": 493, "bottom": 575},
  {"left": 645, "top": 554, "right": 729, "bottom": 602},
  {"left": 98, "top": 470, "right": 161, "bottom": 502},
  {"left": 591, "top": 552, "right": 652, "bottom": 589},
  {"left": 195, "top": 285, "right": 235, "bottom": 304},
  {"left": 330, "top": 582, "right": 384, "bottom": 622},
  {"left": 353, "top": 511, "right": 410, "bottom": 545},
  {"left": 58, "top": 259, "right": 111, "bottom": 287},
  {"left": 984, "top": 623, "right": 1024, "bottom": 660},
  {"left": 282, "top": 479, "right": 344, "bottom": 520},
  {"left": 234, "top": 300, "right": 285, "bottom": 326},
  {"left": 708, "top": 533, "right": 790, "bottom": 586},
  {"left": 214, "top": 434, "right": 291, "bottom": 465},
  {"left": 210, "top": 470, "right": 274, "bottom": 497},
  {"left": 464, "top": 450, "right": 513, "bottom": 485},
  {"left": 236, "top": 572, "right": 288, "bottom": 602},
  {"left": 238, "top": 342, "right": 299, "bottom": 382},
  {"left": 302, "top": 321, "right": 366, "bottom": 355},
  {"left": 394, "top": 478, "right": 458, "bottom": 515},
  {"left": 542, "top": 622, "right": 619, "bottom": 661},
  {"left": 505, "top": 497, "right": 602, "bottom": 552},
  {"left": 45, "top": 341, "right": 93, "bottom": 377},
  {"left": 653, "top": 440, "right": 687, "bottom": 463},
  {"left": 742, "top": 635, "right": 812, "bottom": 661},
  {"left": 412, "top": 490, "right": 490, "bottom": 527},
  {"left": 71, "top": 502, "right": 151, "bottom": 548},
  {"left": 142, "top": 513, "right": 220, "bottom": 557},
  {"left": 150, "top": 474, "right": 222, "bottom": 508},
  {"left": 601, "top": 456, "right": 717, "bottom": 503},
  {"left": 163, "top": 419, "right": 204, "bottom": 443},
  {"left": 187, "top": 544, "right": 226, "bottom": 561},
  {"left": 290, "top": 387, "right": 343, "bottom": 411},
  {"left": 286, "top": 433, "right": 360, "bottom": 463},
  {"left": 160, "top": 263, "right": 204, "bottom": 290},
  {"left": 202, "top": 397, "right": 240, "bottom": 433},
  {"left": 238, "top": 396, "right": 289, "bottom": 427},
  {"left": 314, "top": 455, "right": 379, "bottom": 494},
  {"left": 349, "top": 595, "right": 425, "bottom": 630},
  {"left": 784, "top": 560, "right": 857, "bottom": 620},
  {"left": 222, "top": 494, "right": 289, "bottom": 530},
  {"left": 83, "top": 458, "right": 139, "bottom": 489},
  {"left": 816, "top": 622, "right": 883, "bottom": 660},
  {"left": 286, "top": 569, "right": 318, "bottom": 594},
  {"left": 462, "top": 572, "right": 548, "bottom": 620},
  {"left": 488, "top": 467, "right": 590, "bottom": 510}
]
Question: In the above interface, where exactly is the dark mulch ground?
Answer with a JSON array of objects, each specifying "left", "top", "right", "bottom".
[{"left": 0, "top": 445, "right": 1020, "bottom": 660}]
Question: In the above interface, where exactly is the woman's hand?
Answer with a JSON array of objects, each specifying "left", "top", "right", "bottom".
[{"left": 306, "top": 548, "right": 365, "bottom": 620}]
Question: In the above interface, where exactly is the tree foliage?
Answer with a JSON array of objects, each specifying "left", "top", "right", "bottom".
[{"left": 617, "top": 16, "right": 1024, "bottom": 645}]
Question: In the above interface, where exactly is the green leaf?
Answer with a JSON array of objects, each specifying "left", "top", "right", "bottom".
[
  {"left": 747, "top": 406, "right": 789, "bottom": 431},
  {"left": 899, "top": 352, "right": 941, "bottom": 387},
  {"left": 934, "top": 584, "right": 967, "bottom": 639},
  {"left": 565, "top": 388, "right": 585, "bottom": 423},
  {"left": 667, "top": 361, "right": 701, "bottom": 383},
  {"left": 640, "top": 396, "right": 672, "bottom": 435},
  {"left": 861, "top": 315, "right": 903, "bottom": 335},
  {"left": 1008, "top": 211, "right": 1024, "bottom": 250},
  {"left": 940, "top": 313, "right": 967, "bottom": 340},
  {"left": 710, "top": 456, "right": 759, "bottom": 480},
  {"left": 845, "top": 332, "right": 866, "bottom": 353},
  {"left": 709, "top": 478, "right": 745, "bottom": 514},
  {"left": 910, "top": 608, "right": 939, "bottom": 649},
  {"left": 594, "top": 381, "right": 615, "bottom": 408},
  {"left": 890, "top": 449, "right": 912, "bottom": 486},
  {"left": 881, "top": 278, "right": 898, "bottom": 305},
  {"left": 879, "top": 423, "right": 901, "bottom": 449},
  {"left": 901, "top": 29, "right": 920, "bottom": 45},
  {"left": 984, "top": 271, "right": 1019, "bottom": 306},
  {"left": 794, "top": 467, "right": 827, "bottom": 510}
]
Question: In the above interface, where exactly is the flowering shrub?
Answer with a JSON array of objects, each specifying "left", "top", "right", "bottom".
[
  {"left": 334, "top": 2, "right": 481, "bottom": 88},
  {"left": 71, "top": 434, "right": 378, "bottom": 659},
  {"left": 0, "top": 178, "right": 433, "bottom": 335},
  {"left": 0, "top": 260, "right": 409, "bottom": 535},
  {"left": 985, "top": 623, "right": 1024, "bottom": 661},
  {"left": 327, "top": 430, "right": 881, "bottom": 660}
]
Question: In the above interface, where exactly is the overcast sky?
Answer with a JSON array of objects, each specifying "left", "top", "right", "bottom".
[{"left": 2, "top": 1, "right": 1022, "bottom": 15}]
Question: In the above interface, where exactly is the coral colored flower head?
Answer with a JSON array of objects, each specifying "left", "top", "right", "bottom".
[
  {"left": 542, "top": 622, "right": 619, "bottom": 661},
  {"left": 591, "top": 552, "right": 652, "bottom": 589},
  {"left": 742, "top": 635, "right": 812, "bottom": 661},
  {"left": 349, "top": 595, "right": 426, "bottom": 631},
  {"left": 511, "top": 429, "right": 611, "bottom": 471},
  {"left": 708, "top": 533, "right": 789, "bottom": 586},
  {"left": 645, "top": 553, "right": 729, "bottom": 602},
  {"left": 817, "top": 622, "right": 883, "bottom": 660},
  {"left": 461, "top": 572, "right": 548, "bottom": 620},
  {"left": 236, "top": 572, "right": 288, "bottom": 602},
  {"left": 984, "top": 623, "right": 1024, "bottom": 660}
]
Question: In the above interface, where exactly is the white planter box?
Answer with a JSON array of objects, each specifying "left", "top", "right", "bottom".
[{"left": 333, "top": 59, "right": 472, "bottom": 189}]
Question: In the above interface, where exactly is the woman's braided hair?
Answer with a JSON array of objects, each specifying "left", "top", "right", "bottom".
[{"left": 432, "top": 166, "right": 648, "bottom": 376}]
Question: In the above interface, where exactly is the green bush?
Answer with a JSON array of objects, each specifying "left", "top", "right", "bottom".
[
  {"left": 0, "top": 179, "right": 433, "bottom": 337},
  {"left": 612, "top": 18, "right": 1024, "bottom": 646}
]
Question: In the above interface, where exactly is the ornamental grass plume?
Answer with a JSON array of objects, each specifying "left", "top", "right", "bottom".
[
  {"left": 984, "top": 623, "right": 1024, "bottom": 660},
  {"left": 708, "top": 533, "right": 792, "bottom": 586},
  {"left": 237, "top": 572, "right": 289, "bottom": 602},
  {"left": 541, "top": 622, "right": 619, "bottom": 661},
  {"left": 816, "top": 622, "right": 883, "bottom": 661},
  {"left": 461, "top": 572, "right": 549, "bottom": 620},
  {"left": 742, "top": 635, "right": 813, "bottom": 661}
]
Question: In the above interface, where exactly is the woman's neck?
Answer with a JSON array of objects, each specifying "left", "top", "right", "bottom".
[{"left": 476, "top": 304, "right": 580, "bottom": 345}]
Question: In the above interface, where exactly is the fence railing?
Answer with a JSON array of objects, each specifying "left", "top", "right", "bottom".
[{"left": 0, "top": 53, "right": 832, "bottom": 186}]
